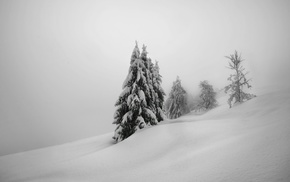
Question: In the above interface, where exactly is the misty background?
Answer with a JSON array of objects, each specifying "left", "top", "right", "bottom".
[{"left": 1, "top": 0, "right": 290, "bottom": 156}]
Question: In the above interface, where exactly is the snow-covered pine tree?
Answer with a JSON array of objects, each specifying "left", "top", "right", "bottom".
[
  {"left": 113, "top": 42, "right": 158, "bottom": 142},
  {"left": 130, "top": 41, "right": 140, "bottom": 64},
  {"left": 198, "top": 80, "right": 218, "bottom": 110},
  {"left": 140, "top": 45, "right": 166, "bottom": 122},
  {"left": 152, "top": 61, "right": 166, "bottom": 122},
  {"left": 165, "top": 76, "right": 187, "bottom": 119},
  {"left": 140, "top": 45, "right": 156, "bottom": 113},
  {"left": 225, "top": 51, "right": 256, "bottom": 108}
]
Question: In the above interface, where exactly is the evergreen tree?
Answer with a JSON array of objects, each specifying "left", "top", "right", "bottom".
[
  {"left": 130, "top": 41, "right": 140, "bottom": 64},
  {"left": 198, "top": 80, "right": 218, "bottom": 110},
  {"left": 140, "top": 45, "right": 166, "bottom": 122},
  {"left": 113, "top": 42, "right": 158, "bottom": 142},
  {"left": 165, "top": 76, "right": 188, "bottom": 119},
  {"left": 152, "top": 61, "right": 166, "bottom": 121},
  {"left": 225, "top": 51, "right": 256, "bottom": 108},
  {"left": 140, "top": 45, "right": 156, "bottom": 113}
]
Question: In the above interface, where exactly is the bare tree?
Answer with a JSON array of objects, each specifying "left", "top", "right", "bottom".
[{"left": 225, "top": 51, "right": 256, "bottom": 108}]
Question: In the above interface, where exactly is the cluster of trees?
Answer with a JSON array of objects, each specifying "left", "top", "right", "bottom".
[
  {"left": 164, "top": 50, "right": 256, "bottom": 115},
  {"left": 113, "top": 44, "right": 255, "bottom": 142},
  {"left": 165, "top": 78, "right": 218, "bottom": 116},
  {"left": 112, "top": 42, "right": 166, "bottom": 142}
]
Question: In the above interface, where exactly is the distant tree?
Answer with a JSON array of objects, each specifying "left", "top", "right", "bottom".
[
  {"left": 165, "top": 76, "right": 188, "bottom": 119},
  {"left": 113, "top": 42, "right": 158, "bottom": 142},
  {"left": 197, "top": 80, "right": 218, "bottom": 110},
  {"left": 225, "top": 51, "right": 256, "bottom": 108}
]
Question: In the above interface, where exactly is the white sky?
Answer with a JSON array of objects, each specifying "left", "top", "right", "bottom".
[{"left": 1, "top": 0, "right": 290, "bottom": 155}]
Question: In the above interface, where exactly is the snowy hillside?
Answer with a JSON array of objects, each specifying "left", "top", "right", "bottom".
[{"left": 1, "top": 86, "right": 290, "bottom": 182}]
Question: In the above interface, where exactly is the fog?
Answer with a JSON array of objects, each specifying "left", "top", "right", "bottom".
[{"left": 1, "top": 0, "right": 290, "bottom": 156}]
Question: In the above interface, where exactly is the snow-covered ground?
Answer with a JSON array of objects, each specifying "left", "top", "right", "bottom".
[{"left": 1, "top": 86, "right": 290, "bottom": 182}]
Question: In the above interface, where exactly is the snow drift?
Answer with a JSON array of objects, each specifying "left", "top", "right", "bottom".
[{"left": 1, "top": 86, "right": 290, "bottom": 182}]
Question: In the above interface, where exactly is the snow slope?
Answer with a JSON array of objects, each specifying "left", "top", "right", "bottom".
[{"left": 1, "top": 87, "right": 290, "bottom": 182}]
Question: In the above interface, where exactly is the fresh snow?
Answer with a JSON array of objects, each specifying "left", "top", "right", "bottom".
[
  {"left": 122, "top": 71, "right": 133, "bottom": 89},
  {"left": 121, "top": 111, "right": 132, "bottom": 124},
  {"left": 138, "top": 90, "right": 146, "bottom": 104},
  {"left": 1, "top": 86, "right": 290, "bottom": 182}
]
